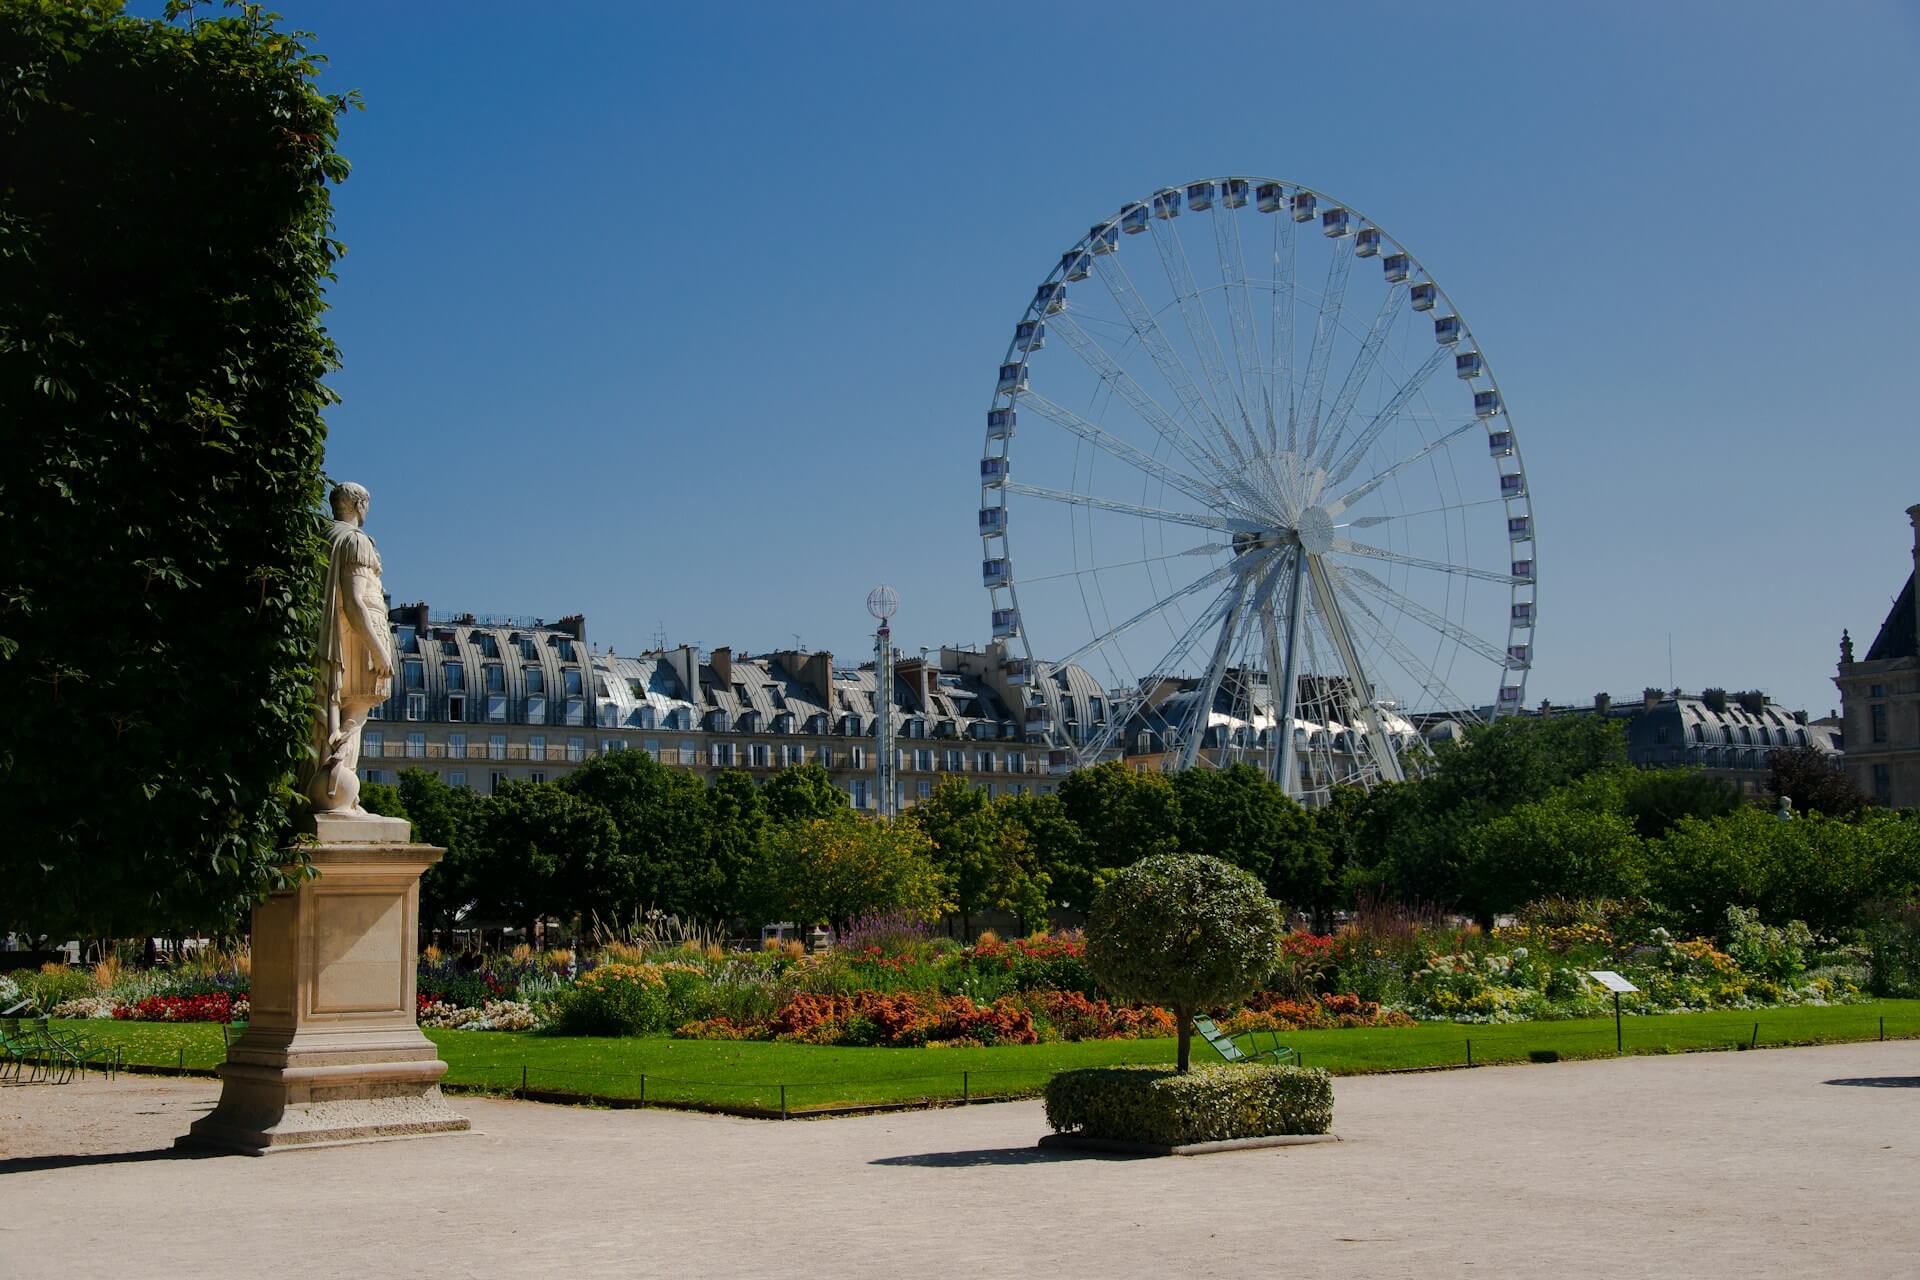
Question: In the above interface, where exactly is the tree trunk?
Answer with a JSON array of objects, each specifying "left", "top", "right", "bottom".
[{"left": 1175, "top": 1004, "right": 1192, "bottom": 1073}]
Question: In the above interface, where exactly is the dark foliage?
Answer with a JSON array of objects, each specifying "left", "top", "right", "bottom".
[{"left": 0, "top": 2, "right": 351, "bottom": 936}]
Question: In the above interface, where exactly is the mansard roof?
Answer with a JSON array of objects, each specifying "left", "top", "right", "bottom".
[{"left": 1864, "top": 572, "right": 1917, "bottom": 662}]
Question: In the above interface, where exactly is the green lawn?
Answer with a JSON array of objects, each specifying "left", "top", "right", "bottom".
[{"left": 59, "top": 1000, "right": 1920, "bottom": 1114}]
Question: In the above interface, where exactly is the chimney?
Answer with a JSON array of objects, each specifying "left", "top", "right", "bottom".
[
  {"left": 388, "top": 600, "right": 429, "bottom": 632},
  {"left": 1642, "top": 687, "right": 1662, "bottom": 712},
  {"left": 556, "top": 613, "right": 587, "bottom": 644},
  {"left": 711, "top": 645, "right": 733, "bottom": 687},
  {"left": 1594, "top": 692, "right": 1611, "bottom": 716}
]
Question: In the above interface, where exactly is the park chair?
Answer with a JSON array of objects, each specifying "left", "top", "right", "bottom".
[
  {"left": 222, "top": 1018, "right": 250, "bottom": 1050},
  {"left": 41, "top": 1019, "right": 115, "bottom": 1081},
  {"left": 0, "top": 1015, "right": 44, "bottom": 1083},
  {"left": 1193, "top": 1015, "right": 1297, "bottom": 1067}
]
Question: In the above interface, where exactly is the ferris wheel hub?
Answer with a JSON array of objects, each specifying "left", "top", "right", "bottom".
[{"left": 1294, "top": 505, "right": 1336, "bottom": 556}]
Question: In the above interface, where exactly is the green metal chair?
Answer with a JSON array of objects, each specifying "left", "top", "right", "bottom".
[
  {"left": 1193, "top": 1015, "right": 1297, "bottom": 1067},
  {"left": 41, "top": 1018, "right": 115, "bottom": 1080},
  {"left": 0, "top": 1015, "right": 43, "bottom": 1083}
]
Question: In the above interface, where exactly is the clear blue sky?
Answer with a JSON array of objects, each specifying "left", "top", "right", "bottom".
[{"left": 225, "top": 2, "right": 1919, "bottom": 716}]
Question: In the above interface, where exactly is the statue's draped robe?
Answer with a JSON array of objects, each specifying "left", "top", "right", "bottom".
[{"left": 310, "top": 518, "right": 391, "bottom": 801}]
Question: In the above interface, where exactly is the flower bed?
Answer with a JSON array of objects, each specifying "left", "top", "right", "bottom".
[{"left": 113, "top": 992, "right": 245, "bottom": 1023}]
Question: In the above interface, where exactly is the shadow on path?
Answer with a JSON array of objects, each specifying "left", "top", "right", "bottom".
[
  {"left": 871, "top": 1145, "right": 1147, "bottom": 1167},
  {"left": 0, "top": 1146, "right": 228, "bottom": 1175},
  {"left": 1824, "top": 1076, "right": 1920, "bottom": 1089}
]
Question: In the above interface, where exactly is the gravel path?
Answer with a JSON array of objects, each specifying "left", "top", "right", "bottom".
[{"left": 2, "top": 1040, "right": 1915, "bottom": 1278}]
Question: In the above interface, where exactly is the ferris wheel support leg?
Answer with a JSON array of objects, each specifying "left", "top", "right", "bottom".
[
  {"left": 1273, "top": 547, "right": 1310, "bottom": 799},
  {"left": 1303, "top": 554, "right": 1405, "bottom": 786}
]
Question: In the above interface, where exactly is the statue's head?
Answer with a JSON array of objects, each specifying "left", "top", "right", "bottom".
[{"left": 329, "top": 482, "right": 371, "bottom": 523}]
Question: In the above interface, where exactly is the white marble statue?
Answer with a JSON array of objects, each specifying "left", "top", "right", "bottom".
[{"left": 305, "top": 481, "right": 394, "bottom": 815}]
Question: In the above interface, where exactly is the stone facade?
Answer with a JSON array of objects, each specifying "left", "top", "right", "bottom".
[
  {"left": 1834, "top": 504, "right": 1920, "bottom": 808},
  {"left": 359, "top": 605, "right": 1105, "bottom": 810}
]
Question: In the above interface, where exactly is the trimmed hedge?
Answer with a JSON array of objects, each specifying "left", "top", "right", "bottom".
[{"left": 1044, "top": 1064, "right": 1334, "bottom": 1145}]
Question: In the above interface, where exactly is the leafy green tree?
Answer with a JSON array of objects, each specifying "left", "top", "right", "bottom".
[
  {"left": 762, "top": 762, "right": 848, "bottom": 823},
  {"left": 757, "top": 809, "right": 951, "bottom": 931},
  {"left": 1171, "top": 763, "right": 1321, "bottom": 914},
  {"left": 357, "top": 780, "right": 405, "bottom": 820},
  {"left": 560, "top": 749, "right": 709, "bottom": 923},
  {"left": 1084, "top": 853, "right": 1282, "bottom": 1072},
  {"left": 1058, "top": 760, "right": 1180, "bottom": 887},
  {"left": 1307, "top": 785, "right": 1380, "bottom": 928},
  {"left": 1371, "top": 717, "right": 1630, "bottom": 908},
  {"left": 470, "top": 781, "right": 618, "bottom": 937},
  {"left": 700, "top": 769, "right": 767, "bottom": 924},
  {"left": 1460, "top": 795, "right": 1644, "bottom": 924},
  {"left": 995, "top": 790, "right": 1088, "bottom": 917},
  {"left": 1644, "top": 807, "right": 1920, "bottom": 937},
  {"left": 396, "top": 768, "right": 483, "bottom": 930},
  {"left": 911, "top": 776, "right": 998, "bottom": 939},
  {"left": 1766, "top": 745, "right": 1868, "bottom": 817},
  {"left": 0, "top": 1, "right": 351, "bottom": 938},
  {"left": 1615, "top": 767, "right": 1743, "bottom": 839}
]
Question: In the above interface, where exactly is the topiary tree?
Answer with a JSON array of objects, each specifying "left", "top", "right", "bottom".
[{"left": 1085, "top": 853, "right": 1283, "bottom": 1072}]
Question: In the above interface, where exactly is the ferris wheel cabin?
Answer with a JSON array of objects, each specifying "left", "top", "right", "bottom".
[
  {"left": 987, "top": 408, "right": 1015, "bottom": 439},
  {"left": 1185, "top": 181, "right": 1215, "bottom": 211}
]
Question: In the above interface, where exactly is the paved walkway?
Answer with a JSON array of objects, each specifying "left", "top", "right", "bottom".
[{"left": 3, "top": 1041, "right": 1916, "bottom": 1278}]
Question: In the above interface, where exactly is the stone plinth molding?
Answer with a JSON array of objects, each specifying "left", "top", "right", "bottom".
[{"left": 181, "top": 814, "right": 469, "bottom": 1155}]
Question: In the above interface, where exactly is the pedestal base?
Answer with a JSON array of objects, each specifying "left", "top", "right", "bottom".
[{"left": 180, "top": 822, "right": 470, "bottom": 1155}]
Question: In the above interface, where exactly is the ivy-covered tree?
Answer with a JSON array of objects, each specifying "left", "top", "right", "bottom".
[
  {"left": 0, "top": 1, "right": 353, "bottom": 939},
  {"left": 1085, "top": 853, "right": 1282, "bottom": 1072}
]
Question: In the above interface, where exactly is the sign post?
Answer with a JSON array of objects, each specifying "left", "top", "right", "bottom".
[{"left": 1585, "top": 970, "right": 1639, "bottom": 1055}]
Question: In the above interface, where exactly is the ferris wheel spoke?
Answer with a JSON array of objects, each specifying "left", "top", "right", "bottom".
[
  {"left": 1211, "top": 202, "right": 1264, "bottom": 430},
  {"left": 1050, "top": 558, "right": 1243, "bottom": 670},
  {"left": 1336, "top": 585, "right": 1490, "bottom": 721},
  {"left": 1149, "top": 217, "right": 1263, "bottom": 471},
  {"left": 1340, "top": 496, "right": 1507, "bottom": 528},
  {"left": 1046, "top": 311, "right": 1239, "bottom": 489},
  {"left": 1337, "top": 563, "right": 1513, "bottom": 668},
  {"left": 1315, "top": 281, "right": 1407, "bottom": 471},
  {"left": 1303, "top": 554, "right": 1406, "bottom": 783},
  {"left": 1092, "top": 253, "right": 1250, "bottom": 473},
  {"left": 1014, "top": 543, "right": 1226, "bottom": 587},
  {"left": 1330, "top": 536, "right": 1522, "bottom": 585},
  {"left": 1018, "top": 390, "right": 1239, "bottom": 514},
  {"left": 1088, "top": 562, "right": 1266, "bottom": 764},
  {"left": 1326, "top": 419, "right": 1480, "bottom": 516},
  {"left": 1298, "top": 239, "right": 1356, "bottom": 460},
  {"left": 1001, "top": 482, "right": 1238, "bottom": 534},
  {"left": 1324, "top": 346, "right": 1451, "bottom": 488},
  {"left": 1270, "top": 210, "right": 1298, "bottom": 452}
]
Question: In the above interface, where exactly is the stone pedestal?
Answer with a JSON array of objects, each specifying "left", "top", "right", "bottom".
[{"left": 181, "top": 813, "right": 470, "bottom": 1155}]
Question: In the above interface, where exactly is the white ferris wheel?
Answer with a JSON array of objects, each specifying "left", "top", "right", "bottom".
[{"left": 978, "top": 177, "right": 1536, "bottom": 802}]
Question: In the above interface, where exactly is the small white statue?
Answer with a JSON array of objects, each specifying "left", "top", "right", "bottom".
[
  {"left": 304, "top": 482, "right": 394, "bottom": 815},
  {"left": 1775, "top": 795, "right": 1795, "bottom": 821}
]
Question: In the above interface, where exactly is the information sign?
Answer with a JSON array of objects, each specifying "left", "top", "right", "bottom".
[{"left": 1585, "top": 970, "right": 1639, "bottom": 994}]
